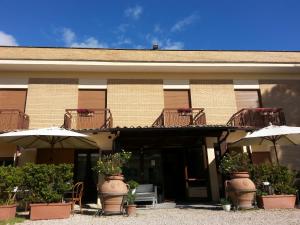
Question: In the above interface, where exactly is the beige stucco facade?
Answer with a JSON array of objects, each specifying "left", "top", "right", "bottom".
[
  {"left": 107, "top": 79, "right": 164, "bottom": 127},
  {"left": 190, "top": 80, "right": 237, "bottom": 125},
  {"left": 25, "top": 78, "right": 78, "bottom": 128}
]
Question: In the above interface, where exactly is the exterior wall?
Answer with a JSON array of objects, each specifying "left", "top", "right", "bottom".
[
  {"left": 25, "top": 78, "right": 78, "bottom": 128},
  {"left": 259, "top": 80, "right": 300, "bottom": 170},
  {"left": 107, "top": 79, "right": 164, "bottom": 127},
  {"left": 190, "top": 80, "right": 237, "bottom": 125},
  {"left": 0, "top": 143, "right": 16, "bottom": 157}
]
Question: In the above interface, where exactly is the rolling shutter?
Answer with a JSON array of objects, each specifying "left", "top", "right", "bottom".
[
  {"left": 164, "top": 90, "right": 191, "bottom": 108},
  {"left": 235, "top": 90, "right": 261, "bottom": 110},
  {"left": 77, "top": 90, "right": 106, "bottom": 129},
  {"left": 0, "top": 89, "right": 27, "bottom": 112}
]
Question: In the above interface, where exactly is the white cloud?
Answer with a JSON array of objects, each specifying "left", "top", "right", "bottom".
[
  {"left": 61, "top": 28, "right": 108, "bottom": 48},
  {"left": 164, "top": 39, "right": 184, "bottom": 50},
  {"left": 124, "top": 5, "right": 143, "bottom": 19},
  {"left": 116, "top": 24, "right": 130, "bottom": 33},
  {"left": 154, "top": 24, "right": 162, "bottom": 33},
  {"left": 171, "top": 13, "right": 199, "bottom": 32},
  {"left": 0, "top": 31, "right": 18, "bottom": 46}
]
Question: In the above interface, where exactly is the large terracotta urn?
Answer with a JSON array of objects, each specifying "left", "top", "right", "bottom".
[
  {"left": 100, "top": 175, "right": 128, "bottom": 213},
  {"left": 226, "top": 172, "right": 256, "bottom": 209}
]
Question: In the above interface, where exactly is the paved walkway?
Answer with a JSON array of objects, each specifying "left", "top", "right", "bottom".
[{"left": 21, "top": 207, "right": 300, "bottom": 225}]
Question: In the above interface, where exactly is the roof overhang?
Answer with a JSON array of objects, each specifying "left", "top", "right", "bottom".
[{"left": 1, "top": 60, "right": 300, "bottom": 73}]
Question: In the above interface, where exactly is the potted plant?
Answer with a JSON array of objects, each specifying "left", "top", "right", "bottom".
[
  {"left": 0, "top": 166, "right": 23, "bottom": 220},
  {"left": 220, "top": 198, "right": 231, "bottom": 212},
  {"left": 126, "top": 180, "right": 139, "bottom": 216},
  {"left": 251, "top": 163, "right": 297, "bottom": 209},
  {"left": 21, "top": 163, "right": 73, "bottom": 220},
  {"left": 219, "top": 151, "right": 256, "bottom": 209},
  {"left": 93, "top": 150, "right": 131, "bottom": 214}
]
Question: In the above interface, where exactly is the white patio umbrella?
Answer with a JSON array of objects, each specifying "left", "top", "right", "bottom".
[
  {"left": 0, "top": 127, "right": 98, "bottom": 162},
  {"left": 231, "top": 124, "right": 300, "bottom": 164}
]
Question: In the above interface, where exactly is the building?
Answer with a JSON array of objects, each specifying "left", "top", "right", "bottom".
[{"left": 0, "top": 46, "right": 299, "bottom": 203}]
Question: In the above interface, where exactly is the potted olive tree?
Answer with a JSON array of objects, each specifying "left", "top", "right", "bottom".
[
  {"left": 21, "top": 163, "right": 73, "bottom": 220},
  {"left": 219, "top": 151, "right": 256, "bottom": 209},
  {"left": 93, "top": 150, "right": 131, "bottom": 214},
  {"left": 251, "top": 163, "right": 297, "bottom": 209},
  {"left": 0, "top": 166, "right": 23, "bottom": 220},
  {"left": 126, "top": 180, "right": 139, "bottom": 216}
]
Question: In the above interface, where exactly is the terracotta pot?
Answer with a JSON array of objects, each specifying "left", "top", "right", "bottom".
[
  {"left": 0, "top": 204, "right": 16, "bottom": 220},
  {"left": 30, "top": 202, "right": 72, "bottom": 220},
  {"left": 258, "top": 195, "right": 296, "bottom": 209},
  {"left": 226, "top": 172, "right": 256, "bottom": 209},
  {"left": 126, "top": 204, "right": 137, "bottom": 216},
  {"left": 100, "top": 175, "right": 128, "bottom": 213}
]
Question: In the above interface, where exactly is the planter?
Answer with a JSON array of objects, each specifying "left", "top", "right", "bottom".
[
  {"left": 30, "top": 202, "right": 72, "bottom": 220},
  {"left": 258, "top": 195, "right": 296, "bottom": 209},
  {"left": 0, "top": 204, "right": 16, "bottom": 220},
  {"left": 126, "top": 204, "right": 137, "bottom": 216},
  {"left": 100, "top": 175, "right": 128, "bottom": 213},
  {"left": 222, "top": 204, "right": 231, "bottom": 212},
  {"left": 226, "top": 172, "right": 256, "bottom": 209}
]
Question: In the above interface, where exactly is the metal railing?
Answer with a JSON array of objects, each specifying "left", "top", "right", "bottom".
[
  {"left": 0, "top": 109, "right": 29, "bottom": 131},
  {"left": 152, "top": 108, "right": 206, "bottom": 127},
  {"left": 227, "top": 108, "right": 285, "bottom": 128},
  {"left": 63, "top": 108, "right": 113, "bottom": 130}
]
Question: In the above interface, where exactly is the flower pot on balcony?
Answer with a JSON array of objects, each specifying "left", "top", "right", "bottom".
[
  {"left": 257, "top": 195, "right": 296, "bottom": 209},
  {"left": 0, "top": 204, "right": 17, "bottom": 220},
  {"left": 226, "top": 172, "right": 256, "bottom": 209},
  {"left": 100, "top": 175, "right": 128, "bottom": 213},
  {"left": 30, "top": 202, "right": 72, "bottom": 220}
]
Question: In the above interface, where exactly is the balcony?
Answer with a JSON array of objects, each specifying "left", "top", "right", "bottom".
[
  {"left": 63, "top": 108, "right": 113, "bottom": 130},
  {"left": 153, "top": 108, "right": 206, "bottom": 127},
  {"left": 227, "top": 108, "right": 286, "bottom": 128},
  {"left": 0, "top": 109, "right": 29, "bottom": 131}
]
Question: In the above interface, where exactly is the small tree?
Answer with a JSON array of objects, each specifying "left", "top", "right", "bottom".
[
  {"left": 0, "top": 166, "right": 23, "bottom": 205},
  {"left": 93, "top": 150, "right": 132, "bottom": 176},
  {"left": 219, "top": 151, "right": 251, "bottom": 176}
]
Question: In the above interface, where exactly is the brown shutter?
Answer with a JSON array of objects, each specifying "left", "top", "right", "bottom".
[
  {"left": 78, "top": 90, "right": 106, "bottom": 109},
  {"left": 164, "top": 90, "right": 191, "bottom": 108},
  {"left": 77, "top": 90, "right": 106, "bottom": 129},
  {"left": 0, "top": 89, "right": 27, "bottom": 112},
  {"left": 235, "top": 90, "right": 261, "bottom": 110}
]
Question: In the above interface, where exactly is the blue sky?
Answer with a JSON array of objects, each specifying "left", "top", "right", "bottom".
[{"left": 0, "top": 0, "right": 300, "bottom": 50}]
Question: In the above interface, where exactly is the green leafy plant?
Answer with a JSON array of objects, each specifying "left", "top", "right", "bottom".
[
  {"left": 21, "top": 163, "right": 73, "bottom": 203},
  {"left": 219, "top": 151, "right": 251, "bottom": 176},
  {"left": 0, "top": 166, "right": 23, "bottom": 205},
  {"left": 250, "top": 163, "right": 296, "bottom": 195},
  {"left": 93, "top": 150, "right": 132, "bottom": 176},
  {"left": 220, "top": 198, "right": 231, "bottom": 205},
  {"left": 127, "top": 180, "right": 139, "bottom": 205}
]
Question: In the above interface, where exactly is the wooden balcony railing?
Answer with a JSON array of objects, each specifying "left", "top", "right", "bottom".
[
  {"left": 152, "top": 108, "right": 206, "bottom": 127},
  {"left": 227, "top": 108, "right": 286, "bottom": 128},
  {"left": 0, "top": 109, "right": 29, "bottom": 131},
  {"left": 63, "top": 108, "right": 113, "bottom": 130}
]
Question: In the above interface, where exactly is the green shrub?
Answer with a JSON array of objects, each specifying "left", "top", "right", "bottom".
[
  {"left": 250, "top": 163, "right": 296, "bottom": 195},
  {"left": 0, "top": 166, "right": 23, "bottom": 205},
  {"left": 219, "top": 151, "right": 251, "bottom": 176},
  {"left": 21, "top": 163, "right": 73, "bottom": 203},
  {"left": 93, "top": 150, "right": 132, "bottom": 176},
  {"left": 127, "top": 180, "right": 139, "bottom": 205}
]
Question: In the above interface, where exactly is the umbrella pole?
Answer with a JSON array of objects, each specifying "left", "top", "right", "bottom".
[{"left": 273, "top": 141, "right": 279, "bottom": 165}]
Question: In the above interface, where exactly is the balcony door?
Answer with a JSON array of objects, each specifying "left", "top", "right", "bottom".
[
  {"left": 77, "top": 89, "right": 106, "bottom": 129},
  {"left": 163, "top": 90, "right": 191, "bottom": 126}
]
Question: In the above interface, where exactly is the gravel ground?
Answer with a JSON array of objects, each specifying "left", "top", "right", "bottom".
[{"left": 20, "top": 207, "right": 300, "bottom": 225}]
